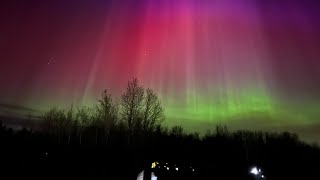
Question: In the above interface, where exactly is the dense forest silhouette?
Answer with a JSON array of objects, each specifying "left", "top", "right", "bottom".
[{"left": 1, "top": 78, "right": 320, "bottom": 180}]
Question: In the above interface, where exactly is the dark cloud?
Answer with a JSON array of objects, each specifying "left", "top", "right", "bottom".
[{"left": 0, "top": 103, "right": 37, "bottom": 112}]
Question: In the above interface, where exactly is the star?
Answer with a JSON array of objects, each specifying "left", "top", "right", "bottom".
[
  {"left": 144, "top": 50, "right": 149, "bottom": 56},
  {"left": 47, "top": 57, "right": 56, "bottom": 65}
]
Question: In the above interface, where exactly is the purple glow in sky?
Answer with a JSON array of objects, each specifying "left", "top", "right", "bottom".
[{"left": 0, "top": 0, "right": 320, "bottom": 142}]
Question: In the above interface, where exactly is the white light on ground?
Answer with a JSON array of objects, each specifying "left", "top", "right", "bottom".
[
  {"left": 151, "top": 172, "right": 158, "bottom": 180},
  {"left": 136, "top": 171, "right": 144, "bottom": 180},
  {"left": 137, "top": 171, "right": 158, "bottom": 180}
]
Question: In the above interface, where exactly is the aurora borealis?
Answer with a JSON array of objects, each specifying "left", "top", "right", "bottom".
[{"left": 1, "top": 1, "right": 320, "bottom": 142}]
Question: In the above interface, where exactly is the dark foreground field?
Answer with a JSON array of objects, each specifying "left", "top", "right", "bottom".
[{"left": 1, "top": 123, "right": 320, "bottom": 180}]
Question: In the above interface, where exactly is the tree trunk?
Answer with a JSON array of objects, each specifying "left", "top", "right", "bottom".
[
  {"left": 68, "top": 135, "right": 71, "bottom": 145},
  {"left": 105, "top": 129, "right": 110, "bottom": 145},
  {"left": 95, "top": 128, "right": 98, "bottom": 145}
]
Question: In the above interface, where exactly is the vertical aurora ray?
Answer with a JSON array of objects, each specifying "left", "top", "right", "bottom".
[
  {"left": 131, "top": 1, "right": 278, "bottom": 128},
  {"left": 0, "top": 0, "right": 320, "bottom": 142}
]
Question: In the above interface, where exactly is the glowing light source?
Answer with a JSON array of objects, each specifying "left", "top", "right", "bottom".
[
  {"left": 249, "top": 166, "right": 265, "bottom": 179},
  {"left": 136, "top": 171, "right": 144, "bottom": 180},
  {"left": 151, "top": 162, "right": 156, "bottom": 169},
  {"left": 250, "top": 167, "right": 259, "bottom": 175},
  {"left": 151, "top": 172, "right": 158, "bottom": 180}
]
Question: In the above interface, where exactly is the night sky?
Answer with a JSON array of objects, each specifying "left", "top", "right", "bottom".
[{"left": 1, "top": 1, "right": 320, "bottom": 143}]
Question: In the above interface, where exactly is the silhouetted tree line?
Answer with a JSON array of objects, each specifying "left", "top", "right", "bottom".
[
  {"left": 0, "top": 78, "right": 320, "bottom": 180},
  {"left": 40, "top": 78, "right": 165, "bottom": 145}
]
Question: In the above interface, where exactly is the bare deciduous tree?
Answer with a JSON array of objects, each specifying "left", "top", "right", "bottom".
[
  {"left": 120, "top": 78, "right": 144, "bottom": 140},
  {"left": 170, "top": 125, "right": 184, "bottom": 137},
  {"left": 65, "top": 105, "right": 75, "bottom": 144},
  {"left": 41, "top": 107, "right": 66, "bottom": 144},
  {"left": 120, "top": 78, "right": 165, "bottom": 143},
  {"left": 76, "top": 105, "right": 93, "bottom": 144},
  {"left": 142, "top": 88, "right": 165, "bottom": 132},
  {"left": 42, "top": 107, "right": 58, "bottom": 134},
  {"left": 97, "top": 90, "right": 118, "bottom": 144}
]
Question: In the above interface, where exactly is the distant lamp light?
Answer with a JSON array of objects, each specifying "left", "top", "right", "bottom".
[
  {"left": 250, "top": 167, "right": 259, "bottom": 175},
  {"left": 167, "top": 167, "right": 170, "bottom": 171},
  {"left": 151, "top": 162, "right": 156, "bottom": 169},
  {"left": 175, "top": 167, "right": 179, "bottom": 171},
  {"left": 250, "top": 166, "right": 265, "bottom": 179}
]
